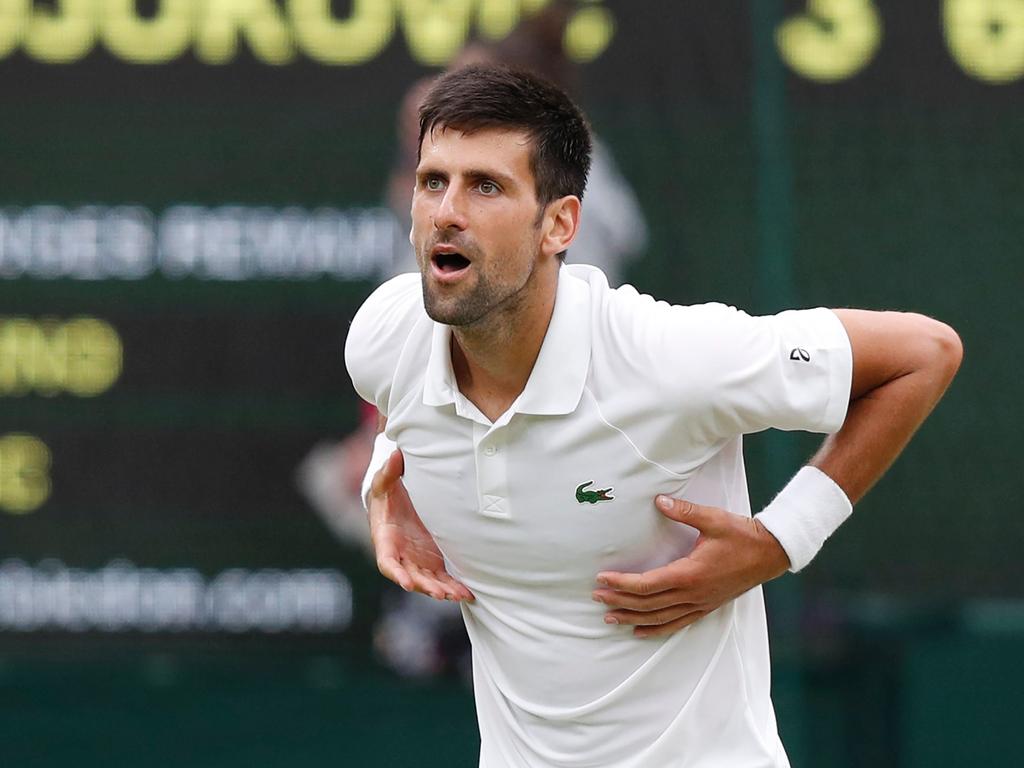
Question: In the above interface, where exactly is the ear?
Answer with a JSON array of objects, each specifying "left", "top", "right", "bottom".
[{"left": 539, "top": 195, "right": 582, "bottom": 260}]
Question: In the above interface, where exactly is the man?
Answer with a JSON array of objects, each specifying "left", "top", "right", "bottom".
[{"left": 345, "top": 65, "right": 961, "bottom": 767}]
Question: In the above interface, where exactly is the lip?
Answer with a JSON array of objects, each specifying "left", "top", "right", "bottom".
[{"left": 429, "top": 244, "right": 473, "bottom": 284}]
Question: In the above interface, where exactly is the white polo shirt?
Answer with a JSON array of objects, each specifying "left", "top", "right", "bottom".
[{"left": 345, "top": 265, "right": 852, "bottom": 768}]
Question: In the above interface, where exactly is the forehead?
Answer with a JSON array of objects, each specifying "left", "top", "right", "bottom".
[{"left": 417, "top": 125, "right": 534, "bottom": 181}]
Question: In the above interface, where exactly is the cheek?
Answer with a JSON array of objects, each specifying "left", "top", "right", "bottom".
[
  {"left": 492, "top": 213, "right": 539, "bottom": 254},
  {"left": 410, "top": 202, "right": 430, "bottom": 240},
  {"left": 509, "top": 218, "right": 543, "bottom": 263}
]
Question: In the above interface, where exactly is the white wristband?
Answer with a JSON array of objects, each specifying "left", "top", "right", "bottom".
[
  {"left": 754, "top": 466, "right": 852, "bottom": 573},
  {"left": 361, "top": 431, "right": 397, "bottom": 512}
]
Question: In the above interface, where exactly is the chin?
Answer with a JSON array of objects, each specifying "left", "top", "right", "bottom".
[
  {"left": 424, "top": 301, "right": 470, "bottom": 327},
  {"left": 423, "top": 295, "right": 486, "bottom": 328},
  {"left": 422, "top": 288, "right": 460, "bottom": 325}
]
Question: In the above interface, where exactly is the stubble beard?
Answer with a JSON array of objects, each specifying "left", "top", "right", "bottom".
[
  {"left": 419, "top": 239, "right": 538, "bottom": 330},
  {"left": 420, "top": 261, "right": 518, "bottom": 328}
]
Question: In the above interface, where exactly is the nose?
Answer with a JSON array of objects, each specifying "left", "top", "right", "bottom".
[{"left": 433, "top": 185, "right": 468, "bottom": 232}]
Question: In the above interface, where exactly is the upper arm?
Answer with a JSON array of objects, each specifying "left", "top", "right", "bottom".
[
  {"left": 832, "top": 309, "right": 963, "bottom": 400},
  {"left": 344, "top": 274, "right": 423, "bottom": 414},
  {"left": 597, "top": 288, "right": 854, "bottom": 445},
  {"left": 686, "top": 305, "right": 854, "bottom": 438}
]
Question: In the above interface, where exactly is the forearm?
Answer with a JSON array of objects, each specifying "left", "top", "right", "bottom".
[
  {"left": 812, "top": 313, "right": 963, "bottom": 502},
  {"left": 757, "top": 311, "right": 961, "bottom": 571}
]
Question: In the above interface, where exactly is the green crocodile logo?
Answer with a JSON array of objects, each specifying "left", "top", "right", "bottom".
[{"left": 576, "top": 481, "right": 614, "bottom": 504}]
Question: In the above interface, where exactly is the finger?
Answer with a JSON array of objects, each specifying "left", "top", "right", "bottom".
[
  {"left": 433, "top": 570, "right": 476, "bottom": 602},
  {"left": 405, "top": 561, "right": 452, "bottom": 601},
  {"left": 405, "top": 562, "right": 445, "bottom": 600},
  {"left": 592, "top": 588, "right": 690, "bottom": 612},
  {"left": 597, "top": 560, "right": 698, "bottom": 596},
  {"left": 654, "top": 495, "right": 728, "bottom": 536},
  {"left": 604, "top": 603, "right": 704, "bottom": 628},
  {"left": 419, "top": 567, "right": 464, "bottom": 601},
  {"left": 370, "top": 449, "right": 405, "bottom": 497},
  {"left": 415, "top": 571, "right": 473, "bottom": 602},
  {"left": 634, "top": 609, "right": 710, "bottom": 639},
  {"left": 377, "top": 555, "right": 414, "bottom": 592},
  {"left": 420, "top": 565, "right": 474, "bottom": 603}
]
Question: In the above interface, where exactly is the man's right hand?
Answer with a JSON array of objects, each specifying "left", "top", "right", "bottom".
[{"left": 368, "top": 449, "right": 474, "bottom": 603}]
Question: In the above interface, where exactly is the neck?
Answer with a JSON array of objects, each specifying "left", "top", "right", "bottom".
[{"left": 451, "top": 265, "right": 559, "bottom": 422}]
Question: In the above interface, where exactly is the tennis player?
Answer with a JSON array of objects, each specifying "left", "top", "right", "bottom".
[{"left": 345, "top": 65, "right": 961, "bottom": 767}]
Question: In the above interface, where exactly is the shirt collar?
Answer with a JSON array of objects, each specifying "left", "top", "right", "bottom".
[{"left": 421, "top": 266, "right": 592, "bottom": 417}]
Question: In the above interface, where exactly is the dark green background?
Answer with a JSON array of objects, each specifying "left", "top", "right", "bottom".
[{"left": 0, "top": 2, "right": 1021, "bottom": 766}]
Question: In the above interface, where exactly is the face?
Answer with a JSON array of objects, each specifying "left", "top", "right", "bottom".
[{"left": 411, "top": 126, "right": 552, "bottom": 328}]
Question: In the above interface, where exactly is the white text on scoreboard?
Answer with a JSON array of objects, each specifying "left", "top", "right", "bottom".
[{"left": 0, "top": 205, "right": 400, "bottom": 281}]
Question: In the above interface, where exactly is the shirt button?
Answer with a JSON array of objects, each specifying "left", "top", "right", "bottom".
[{"left": 483, "top": 445, "right": 497, "bottom": 456}]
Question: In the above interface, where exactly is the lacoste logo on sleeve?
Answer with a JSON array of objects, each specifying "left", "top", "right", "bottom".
[
  {"left": 576, "top": 481, "right": 614, "bottom": 504},
  {"left": 789, "top": 347, "right": 811, "bottom": 362}
]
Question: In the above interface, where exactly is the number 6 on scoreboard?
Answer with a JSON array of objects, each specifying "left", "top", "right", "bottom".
[{"left": 945, "top": 0, "right": 1024, "bottom": 83}]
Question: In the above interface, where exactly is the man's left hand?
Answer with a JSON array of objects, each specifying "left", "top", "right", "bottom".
[{"left": 592, "top": 496, "right": 791, "bottom": 638}]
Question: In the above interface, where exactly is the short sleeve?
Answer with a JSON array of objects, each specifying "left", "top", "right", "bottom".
[
  {"left": 344, "top": 273, "right": 423, "bottom": 414},
  {"left": 596, "top": 288, "right": 853, "bottom": 446},
  {"left": 689, "top": 305, "right": 854, "bottom": 438}
]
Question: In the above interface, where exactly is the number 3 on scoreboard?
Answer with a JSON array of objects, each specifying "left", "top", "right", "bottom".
[
  {"left": 0, "top": 434, "right": 52, "bottom": 514},
  {"left": 777, "top": 0, "right": 1024, "bottom": 84},
  {"left": 776, "top": 0, "right": 883, "bottom": 83}
]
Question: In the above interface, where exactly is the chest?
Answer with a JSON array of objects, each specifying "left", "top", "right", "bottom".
[{"left": 390, "top": 394, "right": 701, "bottom": 589}]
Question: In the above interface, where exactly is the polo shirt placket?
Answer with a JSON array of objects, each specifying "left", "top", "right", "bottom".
[{"left": 472, "top": 416, "right": 510, "bottom": 519}]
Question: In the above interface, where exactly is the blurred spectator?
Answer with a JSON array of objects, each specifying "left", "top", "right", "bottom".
[
  {"left": 387, "top": 6, "right": 647, "bottom": 285},
  {"left": 299, "top": 4, "right": 648, "bottom": 680}
]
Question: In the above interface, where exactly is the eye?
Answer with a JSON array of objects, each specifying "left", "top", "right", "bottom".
[
  {"left": 425, "top": 177, "right": 444, "bottom": 191},
  {"left": 478, "top": 180, "right": 498, "bottom": 195}
]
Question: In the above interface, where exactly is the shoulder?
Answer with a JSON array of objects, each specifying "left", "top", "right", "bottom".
[
  {"left": 585, "top": 270, "right": 842, "bottom": 372},
  {"left": 344, "top": 273, "right": 424, "bottom": 410},
  {"left": 580, "top": 268, "right": 751, "bottom": 388},
  {"left": 580, "top": 269, "right": 849, "bottom": 428},
  {"left": 348, "top": 272, "right": 423, "bottom": 336}
]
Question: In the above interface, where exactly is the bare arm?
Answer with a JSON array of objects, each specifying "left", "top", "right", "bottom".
[
  {"left": 813, "top": 309, "right": 963, "bottom": 502},
  {"left": 594, "top": 309, "right": 962, "bottom": 637}
]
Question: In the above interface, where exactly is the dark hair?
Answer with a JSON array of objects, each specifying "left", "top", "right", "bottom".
[{"left": 418, "top": 64, "right": 592, "bottom": 208}]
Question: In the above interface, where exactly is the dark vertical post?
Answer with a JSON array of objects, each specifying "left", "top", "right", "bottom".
[{"left": 751, "top": 0, "right": 806, "bottom": 763}]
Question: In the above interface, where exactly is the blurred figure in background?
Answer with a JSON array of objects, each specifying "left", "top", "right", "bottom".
[
  {"left": 387, "top": 4, "right": 647, "bottom": 285},
  {"left": 298, "top": 3, "right": 647, "bottom": 680}
]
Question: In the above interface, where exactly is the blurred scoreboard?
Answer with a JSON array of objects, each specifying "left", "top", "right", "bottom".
[
  {"left": 0, "top": 0, "right": 1022, "bottom": 645},
  {"left": 0, "top": 205, "right": 399, "bottom": 640}
]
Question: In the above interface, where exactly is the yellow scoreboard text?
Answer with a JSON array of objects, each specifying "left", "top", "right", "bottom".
[
  {"left": 0, "top": 1, "right": 1020, "bottom": 83},
  {"left": 0, "top": 0, "right": 615, "bottom": 67},
  {"left": 778, "top": 0, "right": 1024, "bottom": 83},
  {"left": 0, "top": 433, "right": 50, "bottom": 514},
  {"left": 0, "top": 316, "right": 123, "bottom": 397}
]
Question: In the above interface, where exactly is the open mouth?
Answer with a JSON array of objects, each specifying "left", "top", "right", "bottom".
[{"left": 432, "top": 252, "right": 471, "bottom": 273}]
